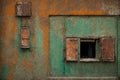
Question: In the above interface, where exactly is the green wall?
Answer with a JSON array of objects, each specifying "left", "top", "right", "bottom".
[
  {"left": 50, "top": 16, "right": 117, "bottom": 77},
  {"left": 118, "top": 16, "right": 120, "bottom": 78}
]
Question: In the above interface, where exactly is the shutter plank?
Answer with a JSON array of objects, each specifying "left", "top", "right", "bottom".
[
  {"left": 66, "top": 38, "right": 78, "bottom": 61},
  {"left": 101, "top": 38, "right": 115, "bottom": 61},
  {"left": 16, "top": 2, "right": 32, "bottom": 16},
  {"left": 21, "top": 27, "right": 30, "bottom": 48}
]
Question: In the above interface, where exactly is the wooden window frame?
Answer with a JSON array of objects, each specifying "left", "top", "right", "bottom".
[
  {"left": 65, "top": 37, "right": 115, "bottom": 62},
  {"left": 79, "top": 38, "right": 100, "bottom": 62}
]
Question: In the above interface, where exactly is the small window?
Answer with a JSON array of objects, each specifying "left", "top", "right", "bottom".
[
  {"left": 80, "top": 39, "right": 96, "bottom": 58},
  {"left": 65, "top": 37, "right": 115, "bottom": 62}
]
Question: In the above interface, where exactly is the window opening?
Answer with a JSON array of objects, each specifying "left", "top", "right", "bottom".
[{"left": 80, "top": 40, "right": 96, "bottom": 58}]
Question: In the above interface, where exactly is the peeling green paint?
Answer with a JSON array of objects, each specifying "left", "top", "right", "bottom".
[
  {"left": 118, "top": 16, "right": 120, "bottom": 78},
  {"left": 50, "top": 17, "right": 65, "bottom": 76},
  {"left": 35, "top": 16, "right": 44, "bottom": 54},
  {"left": 65, "top": 17, "right": 117, "bottom": 37},
  {"left": 31, "top": 16, "right": 47, "bottom": 79},
  {"left": 0, "top": 65, "right": 10, "bottom": 80}
]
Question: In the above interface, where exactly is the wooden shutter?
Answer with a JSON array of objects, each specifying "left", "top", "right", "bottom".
[
  {"left": 101, "top": 38, "right": 115, "bottom": 61},
  {"left": 22, "top": 2, "right": 32, "bottom": 16},
  {"left": 21, "top": 27, "right": 30, "bottom": 48},
  {"left": 66, "top": 38, "right": 78, "bottom": 61},
  {"left": 16, "top": 2, "right": 32, "bottom": 16}
]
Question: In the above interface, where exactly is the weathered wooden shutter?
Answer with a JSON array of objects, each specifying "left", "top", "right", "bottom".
[
  {"left": 101, "top": 38, "right": 115, "bottom": 61},
  {"left": 66, "top": 38, "right": 78, "bottom": 61},
  {"left": 16, "top": 2, "right": 32, "bottom": 16},
  {"left": 21, "top": 27, "right": 30, "bottom": 48}
]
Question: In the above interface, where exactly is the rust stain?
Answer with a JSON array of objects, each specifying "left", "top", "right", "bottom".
[
  {"left": 2, "top": 1, "right": 17, "bottom": 47},
  {"left": 40, "top": 25, "right": 50, "bottom": 74},
  {"left": 21, "top": 59, "right": 33, "bottom": 72},
  {"left": 31, "top": 0, "right": 37, "bottom": 11},
  {"left": 8, "top": 49, "right": 19, "bottom": 80},
  {"left": 31, "top": 52, "right": 35, "bottom": 58},
  {"left": 65, "top": 0, "right": 69, "bottom": 4},
  {"left": 1, "top": 3, "right": 18, "bottom": 79},
  {"left": 4, "top": 2, "right": 15, "bottom": 16},
  {"left": 38, "top": 0, "right": 50, "bottom": 74},
  {"left": 70, "top": 10, "right": 105, "bottom": 15},
  {"left": 40, "top": 0, "right": 48, "bottom": 11},
  {"left": 11, "top": 19, "right": 17, "bottom": 36},
  {"left": 38, "top": 0, "right": 49, "bottom": 17},
  {"left": 2, "top": 20, "right": 17, "bottom": 69},
  {"left": 49, "top": 10, "right": 105, "bottom": 15},
  {"left": 49, "top": 10, "right": 59, "bottom": 15}
]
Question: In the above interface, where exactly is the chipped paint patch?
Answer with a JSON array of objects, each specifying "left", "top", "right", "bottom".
[
  {"left": 43, "top": 26, "right": 49, "bottom": 74},
  {"left": 21, "top": 59, "right": 33, "bottom": 72},
  {"left": 102, "top": 1, "right": 119, "bottom": 15},
  {"left": 35, "top": 16, "right": 44, "bottom": 54},
  {"left": 8, "top": 49, "right": 19, "bottom": 80},
  {"left": 1, "top": 65, "right": 10, "bottom": 80},
  {"left": 70, "top": 10, "right": 105, "bottom": 15}
]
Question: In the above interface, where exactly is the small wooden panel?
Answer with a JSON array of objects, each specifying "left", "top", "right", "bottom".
[
  {"left": 66, "top": 38, "right": 78, "bottom": 61},
  {"left": 101, "top": 38, "right": 115, "bottom": 61},
  {"left": 21, "top": 27, "right": 30, "bottom": 38},
  {"left": 16, "top": 2, "right": 32, "bottom": 16},
  {"left": 21, "top": 27, "right": 30, "bottom": 48}
]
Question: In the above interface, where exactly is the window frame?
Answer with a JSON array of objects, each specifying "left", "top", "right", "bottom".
[
  {"left": 79, "top": 38, "right": 100, "bottom": 62},
  {"left": 65, "top": 37, "right": 115, "bottom": 62}
]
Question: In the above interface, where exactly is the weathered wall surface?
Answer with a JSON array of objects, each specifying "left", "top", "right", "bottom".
[{"left": 0, "top": 0, "right": 120, "bottom": 80}]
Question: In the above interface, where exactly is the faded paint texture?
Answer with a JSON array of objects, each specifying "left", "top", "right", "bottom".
[
  {"left": 49, "top": 16, "right": 117, "bottom": 78},
  {"left": 0, "top": 0, "right": 120, "bottom": 80}
]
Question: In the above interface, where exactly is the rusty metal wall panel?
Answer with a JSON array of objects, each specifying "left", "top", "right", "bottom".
[
  {"left": 66, "top": 38, "right": 78, "bottom": 61},
  {"left": 101, "top": 38, "right": 115, "bottom": 61},
  {"left": 21, "top": 27, "right": 30, "bottom": 48},
  {"left": 16, "top": 2, "right": 32, "bottom": 16},
  {"left": 0, "top": 0, "right": 119, "bottom": 79}
]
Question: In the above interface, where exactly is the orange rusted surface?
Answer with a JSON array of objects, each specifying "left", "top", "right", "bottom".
[
  {"left": 21, "top": 59, "right": 33, "bottom": 71},
  {"left": 70, "top": 10, "right": 105, "bottom": 15},
  {"left": 0, "top": 0, "right": 119, "bottom": 79},
  {"left": 8, "top": 49, "right": 19, "bottom": 80},
  {"left": 43, "top": 26, "right": 50, "bottom": 74}
]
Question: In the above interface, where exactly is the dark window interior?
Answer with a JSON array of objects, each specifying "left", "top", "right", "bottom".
[{"left": 80, "top": 41, "right": 96, "bottom": 58}]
